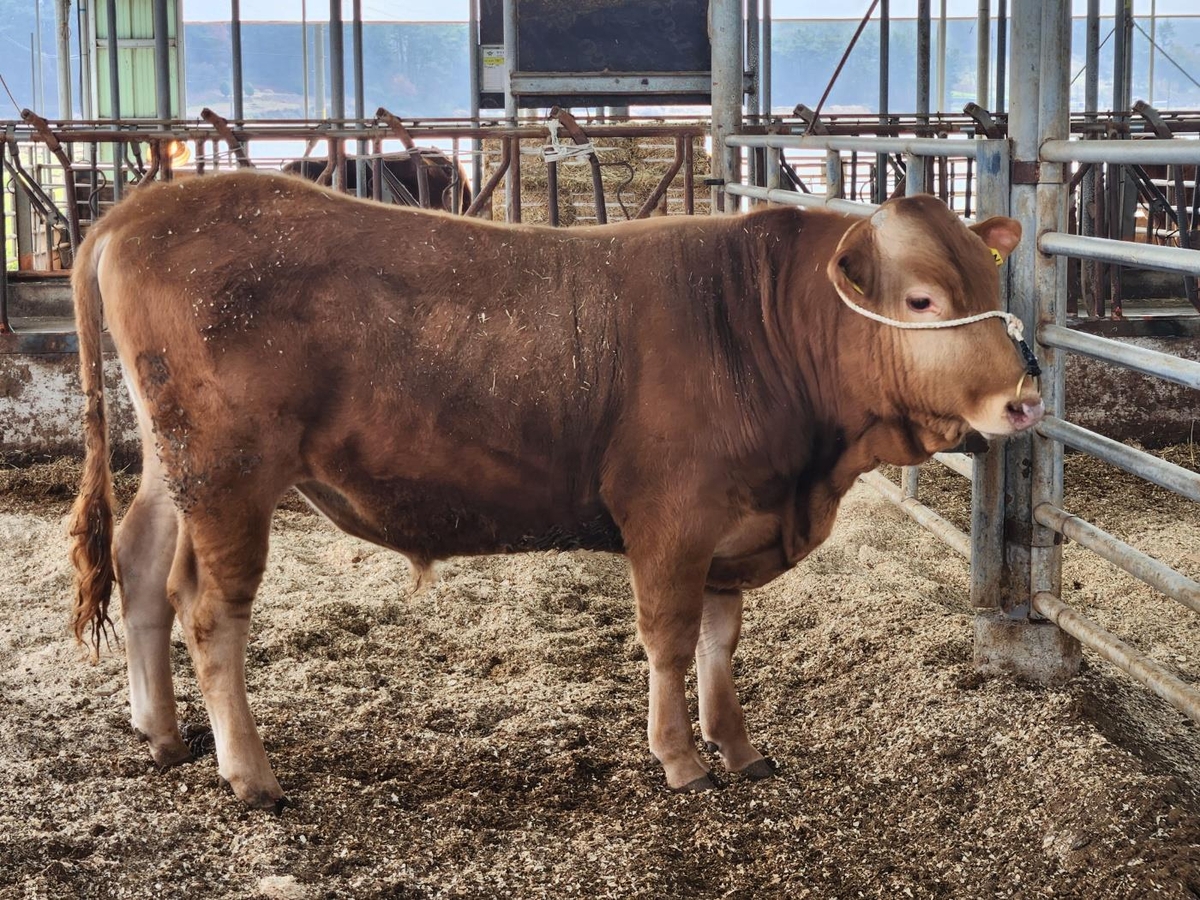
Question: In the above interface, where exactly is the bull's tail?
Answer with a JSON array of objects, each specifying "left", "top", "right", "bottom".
[{"left": 68, "top": 236, "right": 116, "bottom": 657}]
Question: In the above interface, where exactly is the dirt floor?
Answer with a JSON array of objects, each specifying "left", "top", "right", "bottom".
[{"left": 2, "top": 452, "right": 1200, "bottom": 900}]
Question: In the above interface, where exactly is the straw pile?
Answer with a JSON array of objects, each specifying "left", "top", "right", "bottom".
[{"left": 480, "top": 133, "right": 712, "bottom": 225}]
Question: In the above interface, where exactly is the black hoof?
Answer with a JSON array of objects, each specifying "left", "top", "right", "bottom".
[
  {"left": 673, "top": 772, "right": 723, "bottom": 793},
  {"left": 739, "top": 757, "right": 779, "bottom": 781},
  {"left": 272, "top": 796, "right": 294, "bottom": 816},
  {"left": 703, "top": 741, "right": 720, "bottom": 754},
  {"left": 180, "top": 723, "right": 215, "bottom": 759}
]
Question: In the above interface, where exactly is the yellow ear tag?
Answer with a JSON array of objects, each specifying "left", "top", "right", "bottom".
[
  {"left": 849, "top": 279, "right": 865, "bottom": 295},
  {"left": 990, "top": 248, "right": 1004, "bottom": 267}
]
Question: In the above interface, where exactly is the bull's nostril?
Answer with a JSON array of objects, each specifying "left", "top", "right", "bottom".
[{"left": 1005, "top": 399, "right": 1045, "bottom": 428}]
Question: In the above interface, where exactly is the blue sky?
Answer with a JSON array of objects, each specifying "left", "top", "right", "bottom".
[{"left": 183, "top": 1, "right": 1200, "bottom": 24}]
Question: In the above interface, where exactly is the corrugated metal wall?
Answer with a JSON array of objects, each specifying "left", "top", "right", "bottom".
[{"left": 94, "top": 0, "right": 180, "bottom": 118}]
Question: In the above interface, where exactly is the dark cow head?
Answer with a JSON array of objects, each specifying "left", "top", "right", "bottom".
[{"left": 826, "top": 194, "right": 1043, "bottom": 444}]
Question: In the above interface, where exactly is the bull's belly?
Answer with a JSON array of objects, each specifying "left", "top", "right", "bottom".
[{"left": 294, "top": 480, "right": 624, "bottom": 559}]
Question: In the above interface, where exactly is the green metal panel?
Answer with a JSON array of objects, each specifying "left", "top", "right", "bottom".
[{"left": 95, "top": 1, "right": 182, "bottom": 118}]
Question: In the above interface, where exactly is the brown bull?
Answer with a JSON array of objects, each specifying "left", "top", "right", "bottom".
[{"left": 69, "top": 171, "right": 1041, "bottom": 809}]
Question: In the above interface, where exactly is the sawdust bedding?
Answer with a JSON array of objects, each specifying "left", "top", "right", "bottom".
[{"left": 1, "top": 452, "right": 1199, "bottom": 900}]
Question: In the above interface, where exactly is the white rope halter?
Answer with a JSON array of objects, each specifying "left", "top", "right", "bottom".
[
  {"left": 833, "top": 281, "right": 1029, "bottom": 344},
  {"left": 832, "top": 267, "right": 1042, "bottom": 394}
]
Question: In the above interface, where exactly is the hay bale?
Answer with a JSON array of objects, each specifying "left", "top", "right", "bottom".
[{"left": 479, "top": 133, "right": 712, "bottom": 225}]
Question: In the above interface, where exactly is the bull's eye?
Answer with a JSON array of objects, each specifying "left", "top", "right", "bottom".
[{"left": 907, "top": 296, "right": 933, "bottom": 312}]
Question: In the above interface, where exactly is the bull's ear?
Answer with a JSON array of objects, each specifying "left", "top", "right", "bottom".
[
  {"left": 827, "top": 220, "right": 880, "bottom": 304},
  {"left": 970, "top": 216, "right": 1022, "bottom": 262}
]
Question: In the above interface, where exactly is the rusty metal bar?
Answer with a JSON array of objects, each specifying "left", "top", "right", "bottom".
[
  {"left": 684, "top": 138, "right": 695, "bottom": 214},
  {"left": 21, "top": 109, "right": 81, "bottom": 251},
  {"left": 374, "top": 108, "right": 417, "bottom": 150},
  {"left": 508, "top": 136, "right": 521, "bottom": 223},
  {"left": 466, "top": 140, "right": 511, "bottom": 218},
  {"left": 858, "top": 471, "right": 970, "bottom": 558},
  {"left": 331, "top": 138, "right": 345, "bottom": 192},
  {"left": 1035, "top": 504, "right": 1200, "bottom": 615},
  {"left": 1033, "top": 592, "right": 1200, "bottom": 725},
  {"left": 635, "top": 136, "right": 686, "bottom": 219},
  {"left": 372, "top": 147, "right": 383, "bottom": 203},
  {"left": 135, "top": 140, "right": 163, "bottom": 186},
  {"left": 0, "top": 138, "right": 8, "bottom": 334},
  {"left": 415, "top": 154, "right": 431, "bottom": 207},
  {"left": 552, "top": 107, "right": 606, "bottom": 225},
  {"left": 23, "top": 122, "right": 709, "bottom": 144},
  {"left": 199, "top": 108, "right": 253, "bottom": 168},
  {"left": 547, "top": 159, "right": 559, "bottom": 226}
]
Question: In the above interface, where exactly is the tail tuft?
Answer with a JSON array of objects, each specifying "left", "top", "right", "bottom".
[{"left": 68, "top": 239, "right": 118, "bottom": 659}]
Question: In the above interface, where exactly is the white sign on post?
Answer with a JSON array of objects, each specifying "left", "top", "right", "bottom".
[{"left": 481, "top": 45, "right": 506, "bottom": 93}]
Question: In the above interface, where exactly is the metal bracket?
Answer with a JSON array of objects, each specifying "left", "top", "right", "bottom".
[
  {"left": 1012, "top": 160, "right": 1041, "bottom": 184},
  {"left": 1006, "top": 518, "right": 1064, "bottom": 548},
  {"left": 793, "top": 104, "right": 830, "bottom": 136},
  {"left": 962, "top": 102, "right": 1004, "bottom": 139},
  {"left": 1132, "top": 100, "right": 1173, "bottom": 140}
]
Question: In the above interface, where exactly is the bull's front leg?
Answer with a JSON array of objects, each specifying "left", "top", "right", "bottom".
[
  {"left": 696, "top": 589, "right": 774, "bottom": 779},
  {"left": 628, "top": 552, "right": 716, "bottom": 792}
]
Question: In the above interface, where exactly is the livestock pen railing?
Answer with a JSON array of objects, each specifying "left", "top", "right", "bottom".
[
  {"left": 0, "top": 111, "right": 714, "bottom": 334},
  {"left": 1033, "top": 135, "right": 1200, "bottom": 721}
]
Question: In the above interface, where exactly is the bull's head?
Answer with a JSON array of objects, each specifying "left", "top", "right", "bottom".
[{"left": 826, "top": 194, "right": 1044, "bottom": 447}]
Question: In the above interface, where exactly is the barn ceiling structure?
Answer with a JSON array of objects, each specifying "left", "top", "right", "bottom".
[{"left": 2, "top": 0, "right": 1200, "bottom": 780}]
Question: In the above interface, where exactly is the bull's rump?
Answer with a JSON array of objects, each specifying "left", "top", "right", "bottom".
[{"left": 90, "top": 172, "right": 776, "bottom": 560}]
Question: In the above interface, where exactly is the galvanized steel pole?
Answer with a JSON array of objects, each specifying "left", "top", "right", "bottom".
[
  {"left": 353, "top": 0, "right": 366, "bottom": 199},
  {"left": 302, "top": 0, "right": 309, "bottom": 119},
  {"left": 1082, "top": 0, "right": 1100, "bottom": 315},
  {"left": 917, "top": 0, "right": 931, "bottom": 130},
  {"left": 1000, "top": 0, "right": 1041, "bottom": 617},
  {"left": 469, "top": 0, "right": 481, "bottom": 197},
  {"left": 330, "top": 0, "right": 345, "bottom": 191},
  {"left": 710, "top": 0, "right": 743, "bottom": 213},
  {"left": 995, "top": 0, "right": 1007, "bottom": 111},
  {"left": 55, "top": 0, "right": 72, "bottom": 119},
  {"left": 747, "top": 0, "right": 760, "bottom": 191},
  {"left": 936, "top": 0, "right": 947, "bottom": 111},
  {"left": 976, "top": 0, "right": 990, "bottom": 107},
  {"left": 232, "top": 0, "right": 244, "bottom": 122},
  {"left": 502, "top": 0, "right": 517, "bottom": 221},
  {"left": 762, "top": 0, "right": 772, "bottom": 117},
  {"left": 153, "top": 0, "right": 171, "bottom": 121},
  {"left": 1030, "top": 0, "right": 1070, "bottom": 603},
  {"left": 329, "top": 0, "right": 344, "bottom": 124},
  {"left": 105, "top": 0, "right": 121, "bottom": 202},
  {"left": 314, "top": 23, "right": 326, "bottom": 119},
  {"left": 969, "top": 139, "right": 1010, "bottom": 610},
  {"left": 876, "top": 0, "right": 889, "bottom": 205}
]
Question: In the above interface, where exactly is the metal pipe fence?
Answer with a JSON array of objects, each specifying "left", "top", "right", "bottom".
[
  {"left": 0, "top": 115, "right": 713, "bottom": 290},
  {"left": 725, "top": 69, "right": 1200, "bottom": 726}
]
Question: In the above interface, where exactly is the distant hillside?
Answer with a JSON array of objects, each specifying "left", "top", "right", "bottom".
[
  {"left": 184, "top": 22, "right": 471, "bottom": 119},
  {"left": 186, "top": 17, "right": 1200, "bottom": 120}
]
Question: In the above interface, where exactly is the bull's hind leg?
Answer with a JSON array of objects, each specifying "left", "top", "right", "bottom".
[
  {"left": 696, "top": 590, "right": 772, "bottom": 779},
  {"left": 115, "top": 454, "right": 189, "bottom": 767},
  {"left": 167, "top": 506, "right": 283, "bottom": 810}
]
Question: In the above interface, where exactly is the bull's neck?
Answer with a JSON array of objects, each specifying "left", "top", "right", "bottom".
[{"left": 758, "top": 211, "right": 950, "bottom": 471}]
